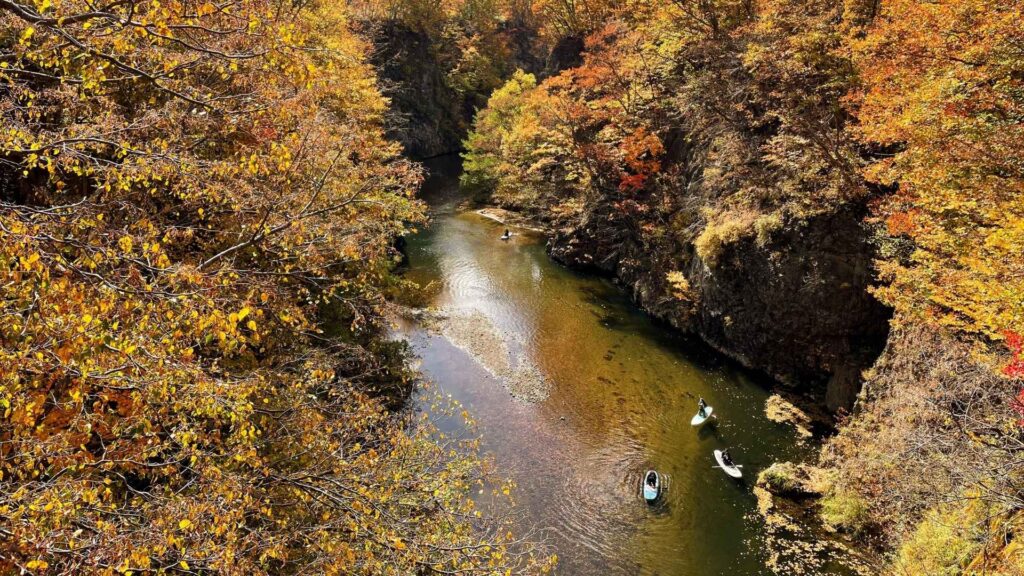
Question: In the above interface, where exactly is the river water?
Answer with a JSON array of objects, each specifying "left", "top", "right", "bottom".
[{"left": 396, "top": 157, "right": 841, "bottom": 575}]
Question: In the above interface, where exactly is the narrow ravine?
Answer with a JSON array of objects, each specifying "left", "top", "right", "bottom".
[{"left": 395, "top": 157, "right": 853, "bottom": 575}]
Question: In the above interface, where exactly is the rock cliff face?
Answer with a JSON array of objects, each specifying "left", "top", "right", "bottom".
[
  {"left": 367, "top": 23, "right": 467, "bottom": 159},
  {"left": 548, "top": 200, "right": 890, "bottom": 410}
]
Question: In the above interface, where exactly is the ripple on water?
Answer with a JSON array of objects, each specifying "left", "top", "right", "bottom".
[
  {"left": 551, "top": 445, "right": 646, "bottom": 565},
  {"left": 441, "top": 258, "right": 492, "bottom": 304}
]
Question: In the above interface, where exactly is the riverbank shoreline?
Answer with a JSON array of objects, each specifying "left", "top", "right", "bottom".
[
  {"left": 472, "top": 206, "right": 550, "bottom": 234},
  {"left": 468, "top": 203, "right": 841, "bottom": 428}
]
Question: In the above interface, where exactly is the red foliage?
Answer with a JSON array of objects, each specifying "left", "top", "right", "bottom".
[
  {"left": 1004, "top": 330, "right": 1024, "bottom": 379},
  {"left": 885, "top": 209, "right": 918, "bottom": 237},
  {"left": 616, "top": 128, "right": 663, "bottom": 192},
  {"left": 618, "top": 172, "right": 647, "bottom": 192}
]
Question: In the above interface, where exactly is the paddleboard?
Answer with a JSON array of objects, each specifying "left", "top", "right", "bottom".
[
  {"left": 714, "top": 450, "right": 743, "bottom": 479},
  {"left": 690, "top": 406, "right": 713, "bottom": 426}
]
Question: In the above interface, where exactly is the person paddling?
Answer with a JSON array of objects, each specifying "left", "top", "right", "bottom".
[
  {"left": 721, "top": 449, "right": 735, "bottom": 468},
  {"left": 697, "top": 397, "right": 707, "bottom": 418},
  {"left": 501, "top": 228, "right": 511, "bottom": 240}
]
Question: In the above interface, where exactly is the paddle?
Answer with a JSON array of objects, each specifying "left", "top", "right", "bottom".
[{"left": 712, "top": 465, "right": 744, "bottom": 469}]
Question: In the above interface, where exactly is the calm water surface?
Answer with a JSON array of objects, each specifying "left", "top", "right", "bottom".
[{"left": 399, "top": 157, "right": 829, "bottom": 575}]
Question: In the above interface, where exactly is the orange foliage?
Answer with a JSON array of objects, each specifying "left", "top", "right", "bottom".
[{"left": 852, "top": 0, "right": 1024, "bottom": 343}]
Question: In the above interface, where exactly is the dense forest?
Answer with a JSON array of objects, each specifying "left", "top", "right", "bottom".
[
  {"left": 1, "top": 0, "right": 1021, "bottom": 574},
  {"left": 0, "top": 0, "right": 552, "bottom": 572}
]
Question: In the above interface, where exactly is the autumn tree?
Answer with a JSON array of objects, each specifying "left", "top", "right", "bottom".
[
  {"left": 0, "top": 0, "right": 552, "bottom": 572},
  {"left": 850, "top": 0, "right": 1024, "bottom": 342},
  {"left": 818, "top": 0, "right": 1024, "bottom": 567}
]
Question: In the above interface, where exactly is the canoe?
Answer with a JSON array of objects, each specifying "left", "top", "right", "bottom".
[
  {"left": 642, "top": 470, "right": 660, "bottom": 502},
  {"left": 690, "top": 406, "right": 713, "bottom": 426},
  {"left": 714, "top": 450, "right": 743, "bottom": 479}
]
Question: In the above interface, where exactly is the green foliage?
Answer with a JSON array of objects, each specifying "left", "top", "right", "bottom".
[
  {"left": 820, "top": 486, "right": 871, "bottom": 536},
  {"left": 461, "top": 70, "right": 540, "bottom": 196},
  {"left": 460, "top": 70, "right": 584, "bottom": 210},
  {"left": 757, "top": 462, "right": 804, "bottom": 495},
  {"left": 893, "top": 500, "right": 990, "bottom": 576}
]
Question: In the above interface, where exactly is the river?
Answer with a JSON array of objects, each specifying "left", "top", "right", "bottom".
[{"left": 396, "top": 156, "right": 851, "bottom": 575}]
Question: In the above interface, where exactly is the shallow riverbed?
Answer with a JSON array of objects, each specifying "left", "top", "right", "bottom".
[{"left": 396, "top": 156, "right": 849, "bottom": 575}]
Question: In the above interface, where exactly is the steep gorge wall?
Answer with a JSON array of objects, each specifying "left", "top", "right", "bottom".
[
  {"left": 366, "top": 23, "right": 468, "bottom": 159},
  {"left": 545, "top": 181, "right": 890, "bottom": 411}
]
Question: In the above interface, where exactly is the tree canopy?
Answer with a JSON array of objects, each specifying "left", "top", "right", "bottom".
[{"left": 0, "top": 0, "right": 552, "bottom": 572}]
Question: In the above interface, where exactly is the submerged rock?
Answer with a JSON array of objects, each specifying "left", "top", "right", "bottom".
[{"left": 765, "top": 395, "right": 815, "bottom": 440}]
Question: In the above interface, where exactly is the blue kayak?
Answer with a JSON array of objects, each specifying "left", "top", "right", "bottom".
[{"left": 643, "top": 470, "right": 660, "bottom": 503}]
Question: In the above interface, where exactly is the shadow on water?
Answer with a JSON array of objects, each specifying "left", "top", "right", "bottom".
[
  {"left": 697, "top": 419, "right": 722, "bottom": 441},
  {"left": 396, "top": 156, "right": 855, "bottom": 576}
]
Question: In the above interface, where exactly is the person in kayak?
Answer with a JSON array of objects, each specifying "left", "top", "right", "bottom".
[
  {"left": 646, "top": 472, "right": 657, "bottom": 487},
  {"left": 697, "top": 397, "right": 707, "bottom": 417},
  {"left": 501, "top": 228, "right": 511, "bottom": 240},
  {"left": 721, "top": 449, "right": 735, "bottom": 467}
]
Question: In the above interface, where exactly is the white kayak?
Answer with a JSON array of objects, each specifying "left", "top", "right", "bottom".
[
  {"left": 690, "top": 406, "right": 713, "bottom": 426},
  {"left": 714, "top": 450, "right": 743, "bottom": 479}
]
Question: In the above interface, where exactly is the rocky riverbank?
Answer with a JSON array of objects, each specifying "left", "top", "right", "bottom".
[
  {"left": 545, "top": 200, "right": 891, "bottom": 412},
  {"left": 399, "top": 307, "right": 550, "bottom": 403}
]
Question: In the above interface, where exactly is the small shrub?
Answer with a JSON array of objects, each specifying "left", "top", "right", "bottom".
[
  {"left": 666, "top": 271, "right": 694, "bottom": 302},
  {"left": 754, "top": 212, "right": 784, "bottom": 247},
  {"left": 758, "top": 462, "right": 804, "bottom": 495},
  {"left": 820, "top": 486, "right": 870, "bottom": 536},
  {"left": 694, "top": 210, "right": 758, "bottom": 267}
]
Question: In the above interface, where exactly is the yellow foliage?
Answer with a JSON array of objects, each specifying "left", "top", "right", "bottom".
[
  {"left": 852, "top": 0, "right": 1024, "bottom": 342},
  {"left": 0, "top": 0, "right": 545, "bottom": 572}
]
